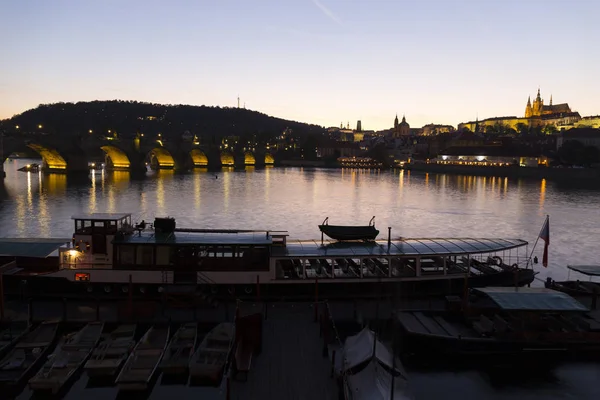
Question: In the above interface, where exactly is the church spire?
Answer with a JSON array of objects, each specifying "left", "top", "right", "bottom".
[
  {"left": 527, "top": 96, "right": 531, "bottom": 106},
  {"left": 536, "top": 87, "right": 541, "bottom": 102},
  {"left": 550, "top": 94, "right": 553, "bottom": 106}
]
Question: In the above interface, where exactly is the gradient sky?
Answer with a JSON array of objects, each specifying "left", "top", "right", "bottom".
[{"left": 1, "top": 0, "right": 598, "bottom": 130}]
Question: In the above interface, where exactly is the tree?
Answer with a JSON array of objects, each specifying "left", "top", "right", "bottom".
[
  {"left": 543, "top": 125, "right": 558, "bottom": 135},
  {"left": 515, "top": 123, "right": 529, "bottom": 136},
  {"left": 557, "top": 140, "right": 585, "bottom": 165}
]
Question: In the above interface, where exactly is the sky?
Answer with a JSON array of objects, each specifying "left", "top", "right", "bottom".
[{"left": 0, "top": 0, "right": 598, "bottom": 130}]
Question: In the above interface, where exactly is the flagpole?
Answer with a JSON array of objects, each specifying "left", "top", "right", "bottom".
[{"left": 525, "top": 215, "right": 548, "bottom": 269}]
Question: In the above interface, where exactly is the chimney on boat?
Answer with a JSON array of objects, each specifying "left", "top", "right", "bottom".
[
  {"left": 154, "top": 217, "right": 176, "bottom": 234},
  {"left": 387, "top": 227, "right": 391, "bottom": 247}
]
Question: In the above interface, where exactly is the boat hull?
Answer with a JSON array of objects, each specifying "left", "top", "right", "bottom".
[
  {"left": 318, "top": 225, "right": 379, "bottom": 241},
  {"left": 3, "top": 269, "right": 536, "bottom": 301},
  {"left": 545, "top": 280, "right": 600, "bottom": 298}
]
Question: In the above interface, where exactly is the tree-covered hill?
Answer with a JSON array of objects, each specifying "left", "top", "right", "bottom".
[{"left": 0, "top": 100, "right": 324, "bottom": 141}]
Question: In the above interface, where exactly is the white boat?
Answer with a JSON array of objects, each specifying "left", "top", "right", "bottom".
[
  {"left": 0, "top": 321, "right": 59, "bottom": 392},
  {"left": 29, "top": 321, "right": 104, "bottom": 394},
  {"left": 116, "top": 325, "right": 170, "bottom": 391},
  {"left": 84, "top": 324, "right": 136, "bottom": 377},
  {"left": 0, "top": 321, "right": 30, "bottom": 359},
  {"left": 189, "top": 322, "right": 234, "bottom": 382},
  {"left": 160, "top": 323, "right": 197, "bottom": 375}
]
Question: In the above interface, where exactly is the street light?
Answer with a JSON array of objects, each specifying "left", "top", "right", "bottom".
[
  {"left": 38, "top": 124, "right": 43, "bottom": 129},
  {"left": 89, "top": 129, "right": 93, "bottom": 134},
  {"left": 15, "top": 125, "right": 19, "bottom": 129}
]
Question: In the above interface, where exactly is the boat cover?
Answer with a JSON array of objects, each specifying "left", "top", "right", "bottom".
[
  {"left": 340, "top": 328, "right": 394, "bottom": 372},
  {"left": 345, "top": 360, "right": 412, "bottom": 400}
]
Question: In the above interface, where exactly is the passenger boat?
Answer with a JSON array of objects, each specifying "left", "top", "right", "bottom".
[
  {"left": 84, "top": 324, "right": 136, "bottom": 377},
  {"left": 1, "top": 213, "right": 536, "bottom": 300},
  {"left": 0, "top": 321, "right": 59, "bottom": 392},
  {"left": 189, "top": 322, "right": 234, "bottom": 383},
  {"left": 318, "top": 216, "right": 380, "bottom": 241},
  {"left": 116, "top": 325, "right": 170, "bottom": 391},
  {"left": 160, "top": 323, "right": 197, "bottom": 375},
  {"left": 29, "top": 321, "right": 104, "bottom": 394},
  {"left": 0, "top": 321, "right": 30, "bottom": 359},
  {"left": 397, "top": 287, "right": 600, "bottom": 362},
  {"left": 545, "top": 265, "right": 600, "bottom": 298}
]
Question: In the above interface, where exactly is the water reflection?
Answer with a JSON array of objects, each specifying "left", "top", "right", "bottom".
[{"left": 540, "top": 179, "right": 546, "bottom": 210}]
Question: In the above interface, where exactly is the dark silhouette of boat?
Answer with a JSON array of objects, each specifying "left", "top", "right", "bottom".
[
  {"left": 318, "top": 217, "right": 379, "bottom": 241},
  {"left": 545, "top": 265, "right": 600, "bottom": 298}
]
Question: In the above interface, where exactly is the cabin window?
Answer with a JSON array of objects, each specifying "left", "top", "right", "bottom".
[
  {"left": 156, "top": 246, "right": 172, "bottom": 266},
  {"left": 119, "top": 245, "right": 135, "bottom": 265},
  {"left": 75, "top": 273, "right": 90, "bottom": 282},
  {"left": 136, "top": 246, "right": 154, "bottom": 266}
]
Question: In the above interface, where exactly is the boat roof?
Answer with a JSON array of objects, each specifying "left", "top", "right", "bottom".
[
  {"left": 113, "top": 230, "right": 273, "bottom": 246},
  {"left": 475, "top": 287, "right": 588, "bottom": 312},
  {"left": 272, "top": 238, "right": 527, "bottom": 258},
  {"left": 71, "top": 213, "right": 132, "bottom": 221},
  {"left": 567, "top": 265, "right": 600, "bottom": 277},
  {"left": 0, "top": 238, "right": 71, "bottom": 258}
]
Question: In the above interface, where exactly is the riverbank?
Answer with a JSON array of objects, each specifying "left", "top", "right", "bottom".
[{"left": 403, "top": 162, "right": 600, "bottom": 181}]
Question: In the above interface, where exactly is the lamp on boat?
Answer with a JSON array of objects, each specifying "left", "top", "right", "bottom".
[{"left": 68, "top": 249, "right": 81, "bottom": 257}]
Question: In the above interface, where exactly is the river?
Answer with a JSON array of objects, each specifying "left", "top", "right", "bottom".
[{"left": 2, "top": 158, "right": 600, "bottom": 399}]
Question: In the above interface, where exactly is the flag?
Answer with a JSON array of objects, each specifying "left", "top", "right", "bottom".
[{"left": 539, "top": 216, "right": 549, "bottom": 267}]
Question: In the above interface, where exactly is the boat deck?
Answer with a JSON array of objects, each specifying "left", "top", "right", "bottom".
[{"left": 230, "top": 303, "right": 338, "bottom": 400}]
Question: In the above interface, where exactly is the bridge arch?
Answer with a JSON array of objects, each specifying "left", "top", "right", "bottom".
[
  {"left": 148, "top": 147, "right": 175, "bottom": 169},
  {"left": 220, "top": 150, "right": 235, "bottom": 166},
  {"left": 265, "top": 152, "right": 275, "bottom": 165},
  {"left": 244, "top": 151, "right": 255, "bottom": 166},
  {"left": 190, "top": 149, "right": 208, "bottom": 167},
  {"left": 100, "top": 145, "right": 131, "bottom": 169},
  {"left": 26, "top": 143, "right": 67, "bottom": 171}
]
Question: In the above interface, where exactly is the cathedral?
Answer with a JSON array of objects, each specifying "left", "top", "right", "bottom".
[
  {"left": 525, "top": 88, "right": 572, "bottom": 118},
  {"left": 392, "top": 114, "right": 410, "bottom": 138}
]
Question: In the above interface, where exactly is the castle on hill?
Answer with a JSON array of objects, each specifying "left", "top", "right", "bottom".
[{"left": 458, "top": 89, "right": 582, "bottom": 132}]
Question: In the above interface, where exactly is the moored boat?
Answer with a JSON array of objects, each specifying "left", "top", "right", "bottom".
[
  {"left": 160, "top": 323, "right": 197, "bottom": 376},
  {"left": 318, "top": 216, "right": 380, "bottom": 241},
  {"left": 545, "top": 265, "right": 600, "bottom": 298},
  {"left": 189, "top": 322, "right": 234, "bottom": 383},
  {"left": 0, "top": 321, "right": 59, "bottom": 392},
  {"left": 84, "top": 324, "right": 136, "bottom": 378},
  {"left": 397, "top": 287, "right": 600, "bottom": 362},
  {"left": 29, "top": 321, "right": 104, "bottom": 394},
  {"left": 0, "top": 321, "right": 30, "bottom": 359},
  {"left": 1, "top": 213, "right": 536, "bottom": 301},
  {"left": 116, "top": 325, "right": 170, "bottom": 391}
]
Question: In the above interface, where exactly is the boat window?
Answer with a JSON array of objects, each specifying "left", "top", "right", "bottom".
[
  {"left": 119, "top": 245, "right": 135, "bottom": 265},
  {"left": 156, "top": 246, "right": 172, "bottom": 266},
  {"left": 136, "top": 245, "right": 154, "bottom": 265},
  {"left": 75, "top": 273, "right": 90, "bottom": 281}
]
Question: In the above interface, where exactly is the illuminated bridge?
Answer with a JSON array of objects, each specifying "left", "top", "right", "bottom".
[{"left": 1, "top": 133, "right": 277, "bottom": 176}]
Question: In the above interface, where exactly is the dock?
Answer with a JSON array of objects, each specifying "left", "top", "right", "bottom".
[{"left": 230, "top": 302, "right": 338, "bottom": 400}]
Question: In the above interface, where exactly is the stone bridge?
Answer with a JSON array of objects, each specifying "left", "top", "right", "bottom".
[{"left": 1, "top": 133, "right": 276, "bottom": 176}]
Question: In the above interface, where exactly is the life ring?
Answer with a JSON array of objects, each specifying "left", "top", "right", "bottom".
[
  {"left": 122, "top": 286, "right": 129, "bottom": 293},
  {"left": 104, "top": 285, "right": 111, "bottom": 293},
  {"left": 139, "top": 286, "right": 146, "bottom": 294},
  {"left": 228, "top": 287, "right": 235, "bottom": 295},
  {"left": 511, "top": 263, "right": 519, "bottom": 271},
  {"left": 244, "top": 286, "right": 253, "bottom": 295}
]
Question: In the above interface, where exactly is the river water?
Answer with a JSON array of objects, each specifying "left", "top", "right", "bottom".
[{"left": 2, "top": 158, "right": 600, "bottom": 399}]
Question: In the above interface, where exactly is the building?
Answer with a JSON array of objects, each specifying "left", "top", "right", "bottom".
[
  {"left": 435, "top": 145, "right": 548, "bottom": 167},
  {"left": 458, "top": 89, "right": 581, "bottom": 132},
  {"left": 421, "top": 124, "right": 455, "bottom": 136},
  {"left": 392, "top": 114, "right": 411, "bottom": 138},
  {"left": 556, "top": 128, "right": 600, "bottom": 151}
]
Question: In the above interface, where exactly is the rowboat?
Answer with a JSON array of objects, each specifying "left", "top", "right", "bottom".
[
  {"left": 318, "top": 217, "right": 379, "bottom": 241},
  {"left": 29, "top": 321, "right": 104, "bottom": 394},
  {"left": 545, "top": 265, "right": 600, "bottom": 298},
  {"left": 160, "top": 323, "right": 197, "bottom": 375},
  {"left": 116, "top": 325, "right": 170, "bottom": 391},
  {"left": 189, "top": 323, "right": 234, "bottom": 383},
  {"left": 84, "top": 324, "right": 136, "bottom": 378},
  {"left": 0, "top": 320, "right": 30, "bottom": 359},
  {"left": 0, "top": 321, "right": 59, "bottom": 392}
]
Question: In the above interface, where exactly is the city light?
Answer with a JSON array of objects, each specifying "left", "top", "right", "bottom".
[
  {"left": 89, "top": 129, "right": 93, "bottom": 134},
  {"left": 15, "top": 125, "right": 19, "bottom": 129},
  {"left": 38, "top": 124, "right": 43, "bottom": 129}
]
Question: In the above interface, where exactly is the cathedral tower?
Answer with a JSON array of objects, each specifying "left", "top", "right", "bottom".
[
  {"left": 532, "top": 88, "right": 544, "bottom": 117},
  {"left": 525, "top": 96, "right": 532, "bottom": 118}
]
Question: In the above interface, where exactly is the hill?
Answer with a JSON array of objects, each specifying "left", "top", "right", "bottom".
[{"left": 0, "top": 100, "right": 324, "bottom": 141}]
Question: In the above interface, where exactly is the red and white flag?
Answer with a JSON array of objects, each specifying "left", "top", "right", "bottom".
[{"left": 539, "top": 216, "right": 549, "bottom": 267}]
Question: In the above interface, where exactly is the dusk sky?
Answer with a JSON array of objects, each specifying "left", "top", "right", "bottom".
[{"left": 1, "top": 0, "right": 597, "bottom": 130}]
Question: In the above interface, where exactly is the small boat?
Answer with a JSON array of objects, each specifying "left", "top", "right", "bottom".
[
  {"left": 160, "top": 323, "right": 197, "bottom": 375},
  {"left": 84, "top": 324, "right": 136, "bottom": 378},
  {"left": 189, "top": 323, "right": 234, "bottom": 382},
  {"left": 397, "top": 287, "right": 600, "bottom": 362},
  {"left": 116, "top": 325, "right": 170, "bottom": 391},
  {"left": 0, "top": 321, "right": 30, "bottom": 359},
  {"left": 545, "top": 265, "right": 600, "bottom": 298},
  {"left": 0, "top": 321, "right": 59, "bottom": 392},
  {"left": 318, "top": 217, "right": 380, "bottom": 241},
  {"left": 29, "top": 321, "right": 104, "bottom": 394}
]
